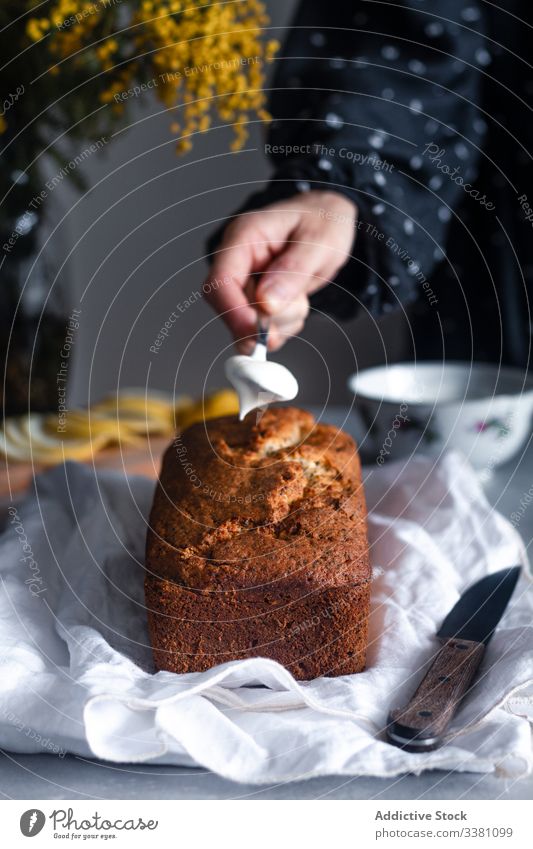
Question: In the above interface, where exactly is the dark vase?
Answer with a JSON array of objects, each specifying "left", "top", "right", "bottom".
[{"left": 1, "top": 171, "right": 72, "bottom": 418}]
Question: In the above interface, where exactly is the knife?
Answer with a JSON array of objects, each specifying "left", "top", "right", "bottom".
[{"left": 386, "top": 565, "right": 521, "bottom": 752}]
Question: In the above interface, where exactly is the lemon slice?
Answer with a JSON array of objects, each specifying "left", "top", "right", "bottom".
[
  {"left": 92, "top": 391, "right": 188, "bottom": 435},
  {"left": 0, "top": 390, "right": 239, "bottom": 464},
  {"left": 178, "top": 389, "right": 239, "bottom": 430},
  {"left": 0, "top": 416, "right": 108, "bottom": 464},
  {"left": 42, "top": 411, "right": 142, "bottom": 445},
  {"left": 44, "top": 415, "right": 111, "bottom": 453},
  {"left": 3, "top": 417, "right": 30, "bottom": 448},
  {"left": 0, "top": 424, "right": 34, "bottom": 461},
  {"left": 203, "top": 388, "right": 239, "bottom": 419},
  {"left": 93, "top": 390, "right": 183, "bottom": 419}
]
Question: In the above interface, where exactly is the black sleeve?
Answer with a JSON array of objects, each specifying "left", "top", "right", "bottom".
[{"left": 224, "top": 0, "right": 488, "bottom": 320}]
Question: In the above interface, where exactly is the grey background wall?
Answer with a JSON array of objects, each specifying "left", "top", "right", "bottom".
[{"left": 61, "top": 0, "right": 408, "bottom": 410}]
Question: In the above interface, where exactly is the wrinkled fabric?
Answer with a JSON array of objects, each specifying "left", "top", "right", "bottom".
[{"left": 0, "top": 453, "right": 531, "bottom": 784}]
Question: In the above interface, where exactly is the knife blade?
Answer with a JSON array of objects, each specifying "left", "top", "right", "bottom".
[{"left": 386, "top": 565, "right": 521, "bottom": 752}]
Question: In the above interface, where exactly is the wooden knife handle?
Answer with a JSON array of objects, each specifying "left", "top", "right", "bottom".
[{"left": 387, "top": 638, "right": 485, "bottom": 752}]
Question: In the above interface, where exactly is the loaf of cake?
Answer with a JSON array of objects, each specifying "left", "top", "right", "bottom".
[{"left": 145, "top": 407, "right": 370, "bottom": 680}]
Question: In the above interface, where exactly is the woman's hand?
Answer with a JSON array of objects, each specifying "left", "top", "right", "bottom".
[{"left": 203, "top": 190, "right": 357, "bottom": 351}]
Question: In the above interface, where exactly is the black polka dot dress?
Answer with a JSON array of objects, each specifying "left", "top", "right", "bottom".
[{"left": 233, "top": 0, "right": 533, "bottom": 367}]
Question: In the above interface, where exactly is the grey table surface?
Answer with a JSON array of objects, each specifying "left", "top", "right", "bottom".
[{"left": 1, "top": 406, "right": 532, "bottom": 800}]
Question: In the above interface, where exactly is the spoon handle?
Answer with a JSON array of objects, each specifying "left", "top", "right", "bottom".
[{"left": 257, "top": 316, "right": 270, "bottom": 349}]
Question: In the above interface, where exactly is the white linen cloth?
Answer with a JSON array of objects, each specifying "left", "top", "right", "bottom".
[{"left": 0, "top": 452, "right": 532, "bottom": 784}]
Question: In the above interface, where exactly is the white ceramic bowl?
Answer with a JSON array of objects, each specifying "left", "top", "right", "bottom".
[{"left": 347, "top": 362, "right": 533, "bottom": 470}]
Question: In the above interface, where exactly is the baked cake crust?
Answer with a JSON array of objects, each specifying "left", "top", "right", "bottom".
[{"left": 145, "top": 407, "right": 371, "bottom": 680}]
